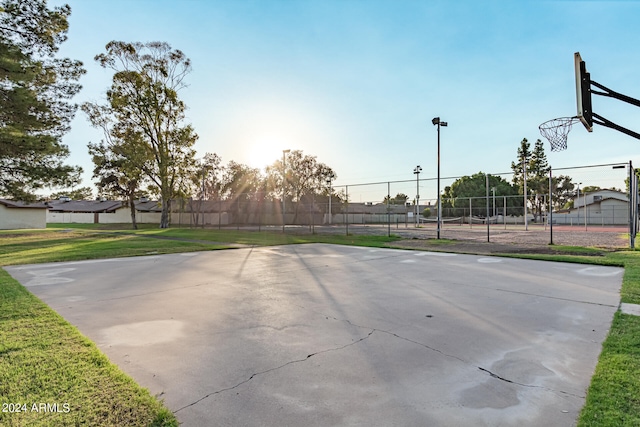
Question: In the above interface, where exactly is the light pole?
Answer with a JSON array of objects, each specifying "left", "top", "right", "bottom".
[
  {"left": 432, "top": 117, "right": 447, "bottom": 239},
  {"left": 414, "top": 165, "right": 422, "bottom": 227},
  {"left": 326, "top": 177, "right": 332, "bottom": 225},
  {"left": 523, "top": 153, "right": 528, "bottom": 231},
  {"left": 282, "top": 149, "right": 290, "bottom": 232},
  {"left": 491, "top": 187, "right": 496, "bottom": 217},
  {"left": 576, "top": 182, "right": 582, "bottom": 227},
  {"left": 201, "top": 164, "right": 208, "bottom": 229}
]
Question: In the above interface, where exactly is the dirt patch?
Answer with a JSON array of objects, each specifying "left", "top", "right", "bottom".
[{"left": 307, "top": 224, "right": 630, "bottom": 253}]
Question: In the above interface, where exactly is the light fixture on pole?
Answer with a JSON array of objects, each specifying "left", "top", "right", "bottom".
[
  {"left": 282, "top": 149, "right": 290, "bottom": 232},
  {"left": 326, "top": 177, "right": 332, "bottom": 225},
  {"left": 414, "top": 165, "right": 422, "bottom": 227},
  {"left": 432, "top": 117, "right": 447, "bottom": 239}
]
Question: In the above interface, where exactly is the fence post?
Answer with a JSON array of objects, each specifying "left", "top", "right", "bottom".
[
  {"left": 630, "top": 161, "right": 635, "bottom": 249},
  {"left": 524, "top": 154, "right": 528, "bottom": 231},
  {"left": 387, "top": 182, "right": 391, "bottom": 237},
  {"left": 549, "top": 167, "right": 553, "bottom": 245},
  {"left": 504, "top": 196, "right": 507, "bottom": 229},
  {"left": 634, "top": 175, "right": 636, "bottom": 232},
  {"left": 486, "top": 173, "right": 490, "bottom": 242},
  {"left": 582, "top": 192, "right": 586, "bottom": 231},
  {"left": 346, "top": 186, "right": 349, "bottom": 236},
  {"left": 634, "top": 163, "right": 639, "bottom": 248}
]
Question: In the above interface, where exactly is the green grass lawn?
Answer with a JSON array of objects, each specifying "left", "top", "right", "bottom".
[
  {"left": 46, "top": 222, "right": 402, "bottom": 247},
  {"left": 0, "top": 269, "right": 176, "bottom": 427},
  {"left": 2, "top": 223, "right": 640, "bottom": 425}
]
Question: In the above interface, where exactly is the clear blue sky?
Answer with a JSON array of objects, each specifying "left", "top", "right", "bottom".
[{"left": 53, "top": 0, "right": 640, "bottom": 202}]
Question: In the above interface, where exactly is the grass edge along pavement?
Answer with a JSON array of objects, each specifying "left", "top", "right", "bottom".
[
  {"left": 575, "top": 250, "right": 640, "bottom": 427},
  {"left": 0, "top": 268, "right": 178, "bottom": 427},
  {"left": 0, "top": 225, "right": 639, "bottom": 426}
]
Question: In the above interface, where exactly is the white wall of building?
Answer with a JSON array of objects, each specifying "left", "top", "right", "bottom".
[
  {"left": 575, "top": 190, "right": 627, "bottom": 208},
  {"left": 552, "top": 199, "right": 629, "bottom": 225},
  {"left": 46, "top": 209, "right": 230, "bottom": 226},
  {"left": 0, "top": 205, "right": 46, "bottom": 229}
]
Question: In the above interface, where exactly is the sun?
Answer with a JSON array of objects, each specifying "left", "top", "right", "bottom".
[{"left": 245, "top": 135, "right": 289, "bottom": 171}]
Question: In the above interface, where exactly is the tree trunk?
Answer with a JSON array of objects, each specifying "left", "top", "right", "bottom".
[
  {"left": 128, "top": 193, "right": 138, "bottom": 230},
  {"left": 293, "top": 201, "right": 301, "bottom": 224},
  {"left": 534, "top": 200, "right": 543, "bottom": 223},
  {"left": 160, "top": 198, "right": 171, "bottom": 228}
]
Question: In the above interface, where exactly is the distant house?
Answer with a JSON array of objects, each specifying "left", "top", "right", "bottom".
[
  {"left": 45, "top": 197, "right": 164, "bottom": 224},
  {"left": 0, "top": 199, "right": 48, "bottom": 229},
  {"left": 574, "top": 189, "right": 628, "bottom": 209},
  {"left": 134, "top": 199, "right": 163, "bottom": 213},
  {"left": 47, "top": 198, "right": 123, "bottom": 223},
  {"left": 554, "top": 189, "right": 629, "bottom": 225},
  {"left": 346, "top": 202, "right": 412, "bottom": 215}
]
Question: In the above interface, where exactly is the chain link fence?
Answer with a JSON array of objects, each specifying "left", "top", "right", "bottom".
[{"left": 174, "top": 161, "right": 639, "bottom": 249}]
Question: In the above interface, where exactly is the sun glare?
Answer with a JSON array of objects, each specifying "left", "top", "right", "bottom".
[{"left": 245, "top": 136, "right": 289, "bottom": 171}]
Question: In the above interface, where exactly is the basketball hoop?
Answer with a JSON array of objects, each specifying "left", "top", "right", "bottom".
[{"left": 538, "top": 116, "right": 581, "bottom": 152}]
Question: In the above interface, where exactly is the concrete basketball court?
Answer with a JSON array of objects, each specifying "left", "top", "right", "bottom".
[{"left": 6, "top": 244, "right": 624, "bottom": 426}]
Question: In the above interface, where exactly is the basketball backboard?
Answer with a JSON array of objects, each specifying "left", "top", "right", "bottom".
[{"left": 574, "top": 52, "right": 593, "bottom": 132}]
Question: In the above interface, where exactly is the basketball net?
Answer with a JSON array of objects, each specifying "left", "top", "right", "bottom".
[{"left": 538, "top": 117, "right": 581, "bottom": 152}]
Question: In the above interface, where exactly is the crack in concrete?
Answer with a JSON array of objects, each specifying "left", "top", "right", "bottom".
[
  {"left": 373, "top": 327, "right": 468, "bottom": 364},
  {"left": 177, "top": 303, "right": 585, "bottom": 414},
  {"left": 302, "top": 305, "right": 585, "bottom": 399},
  {"left": 174, "top": 329, "right": 375, "bottom": 413},
  {"left": 297, "top": 305, "right": 468, "bottom": 364},
  {"left": 494, "top": 287, "right": 617, "bottom": 308},
  {"left": 477, "top": 367, "right": 585, "bottom": 398},
  {"left": 375, "top": 324, "right": 585, "bottom": 399}
]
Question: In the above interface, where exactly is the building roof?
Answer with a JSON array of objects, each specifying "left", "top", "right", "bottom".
[
  {"left": 0, "top": 199, "right": 49, "bottom": 209},
  {"left": 590, "top": 189, "right": 627, "bottom": 195},
  {"left": 47, "top": 199, "right": 123, "bottom": 213},
  {"left": 45, "top": 198, "right": 168, "bottom": 213},
  {"left": 346, "top": 202, "right": 414, "bottom": 214},
  {"left": 134, "top": 200, "right": 163, "bottom": 212},
  {"left": 592, "top": 196, "right": 628, "bottom": 204}
]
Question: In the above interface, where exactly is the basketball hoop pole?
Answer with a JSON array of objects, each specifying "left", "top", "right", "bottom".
[{"left": 549, "top": 167, "right": 553, "bottom": 245}]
